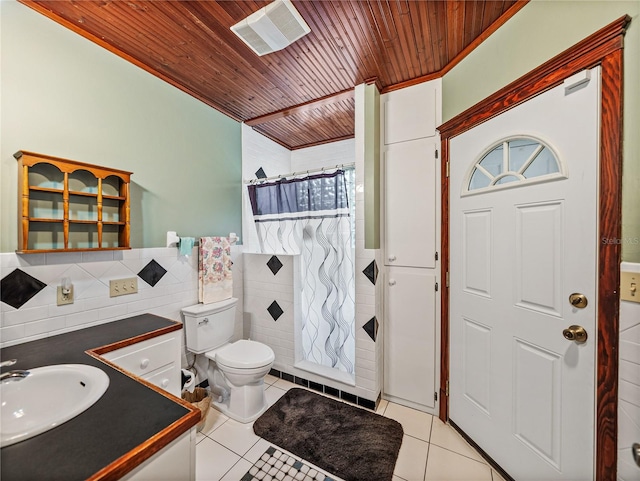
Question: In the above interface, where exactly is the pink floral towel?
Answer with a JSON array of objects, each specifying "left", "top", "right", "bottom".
[{"left": 198, "top": 236, "right": 233, "bottom": 304}]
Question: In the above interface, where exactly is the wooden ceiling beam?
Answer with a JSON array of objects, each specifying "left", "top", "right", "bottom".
[{"left": 245, "top": 88, "right": 354, "bottom": 126}]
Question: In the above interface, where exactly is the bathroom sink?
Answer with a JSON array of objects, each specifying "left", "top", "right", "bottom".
[{"left": 0, "top": 364, "right": 110, "bottom": 447}]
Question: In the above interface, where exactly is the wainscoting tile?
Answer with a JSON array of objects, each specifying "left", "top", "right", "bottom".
[
  {"left": 0, "top": 269, "right": 47, "bottom": 309},
  {"left": 266, "top": 256, "right": 283, "bottom": 275},
  {"left": 267, "top": 300, "right": 284, "bottom": 321},
  {"left": 138, "top": 259, "right": 167, "bottom": 287}
]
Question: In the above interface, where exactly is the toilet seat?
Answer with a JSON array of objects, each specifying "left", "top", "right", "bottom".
[{"left": 215, "top": 339, "right": 275, "bottom": 370}]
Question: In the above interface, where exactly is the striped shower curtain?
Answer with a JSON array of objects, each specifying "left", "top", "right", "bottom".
[{"left": 247, "top": 170, "right": 355, "bottom": 375}]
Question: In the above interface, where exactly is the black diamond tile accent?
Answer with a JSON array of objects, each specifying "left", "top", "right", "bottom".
[
  {"left": 266, "top": 446, "right": 276, "bottom": 456},
  {"left": 363, "top": 316, "right": 379, "bottom": 342},
  {"left": 138, "top": 259, "right": 167, "bottom": 287},
  {"left": 267, "top": 300, "right": 283, "bottom": 321},
  {"left": 255, "top": 167, "right": 267, "bottom": 179},
  {"left": 362, "top": 260, "right": 378, "bottom": 285},
  {"left": 266, "top": 255, "right": 283, "bottom": 275},
  {"left": 0, "top": 269, "right": 47, "bottom": 309}
]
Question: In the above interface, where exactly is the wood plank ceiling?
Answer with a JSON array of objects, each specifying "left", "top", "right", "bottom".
[{"left": 21, "top": 0, "right": 525, "bottom": 150}]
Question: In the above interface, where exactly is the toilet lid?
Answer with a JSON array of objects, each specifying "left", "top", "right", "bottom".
[{"left": 216, "top": 340, "right": 275, "bottom": 369}]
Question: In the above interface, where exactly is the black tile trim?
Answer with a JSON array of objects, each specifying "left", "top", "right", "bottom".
[
  {"left": 324, "top": 385, "right": 340, "bottom": 397},
  {"left": 340, "top": 391, "right": 358, "bottom": 404},
  {"left": 268, "top": 369, "right": 379, "bottom": 411}
]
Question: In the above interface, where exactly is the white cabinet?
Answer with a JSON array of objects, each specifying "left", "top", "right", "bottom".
[
  {"left": 120, "top": 429, "right": 196, "bottom": 481},
  {"left": 382, "top": 80, "right": 440, "bottom": 145},
  {"left": 381, "top": 78, "right": 441, "bottom": 414},
  {"left": 384, "top": 267, "right": 437, "bottom": 410},
  {"left": 384, "top": 138, "right": 438, "bottom": 268},
  {"left": 103, "top": 331, "right": 181, "bottom": 397}
]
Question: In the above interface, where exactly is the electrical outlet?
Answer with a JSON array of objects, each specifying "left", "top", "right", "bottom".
[
  {"left": 620, "top": 271, "right": 639, "bottom": 303},
  {"left": 109, "top": 277, "right": 138, "bottom": 297},
  {"left": 57, "top": 285, "right": 74, "bottom": 305}
]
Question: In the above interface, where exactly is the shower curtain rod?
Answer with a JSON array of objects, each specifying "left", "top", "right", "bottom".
[{"left": 244, "top": 162, "right": 355, "bottom": 184}]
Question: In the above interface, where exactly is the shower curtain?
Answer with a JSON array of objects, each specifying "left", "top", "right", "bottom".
[{"left": 247, "top": 170, "right": 355, "bottom": 375}]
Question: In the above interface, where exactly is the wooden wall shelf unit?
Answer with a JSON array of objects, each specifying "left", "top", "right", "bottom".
[{"left": 14, "top": 150, "right": 132, "bottom": 253}]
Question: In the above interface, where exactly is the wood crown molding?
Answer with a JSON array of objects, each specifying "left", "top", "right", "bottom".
[
  {"left": 438, "top": 14, "right": 631, "bottom": 139},
  {"left": 245, "top": 88, "right": 354, "bottom": 127}
]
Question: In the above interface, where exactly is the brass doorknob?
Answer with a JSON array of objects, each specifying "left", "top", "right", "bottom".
[
  {"left": 563, "top": 325, "right": 588, "bottom": 343},
  {"left": 569, "top": 293, "right": 588, "bottom": 308}
]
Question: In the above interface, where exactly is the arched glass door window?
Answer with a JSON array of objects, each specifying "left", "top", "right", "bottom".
[{"left": 464, "top": 136, "right": 565, "bottom": 195}]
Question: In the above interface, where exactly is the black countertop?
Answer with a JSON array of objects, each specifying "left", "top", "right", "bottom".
[{"left": 0, "top": 314, "right": 194, "bottom": 481}]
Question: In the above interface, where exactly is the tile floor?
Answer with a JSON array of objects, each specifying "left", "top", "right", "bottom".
[{"left": 195, "top": 375, "right": 506, "bottom": 481}]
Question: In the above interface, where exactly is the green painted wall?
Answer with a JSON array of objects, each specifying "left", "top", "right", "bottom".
[
  {"left": 443, "top": 0, "right": 640, "bottom": 262},
  {"left": 0, "top": 1, "right": 242, "bottom": 252}
]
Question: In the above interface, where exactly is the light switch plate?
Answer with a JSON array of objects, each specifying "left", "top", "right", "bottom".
[
  {"left": 620, "top": 271, "right": 639, "bottom": 303},
  {"left": 109, "top": 277, "right": 138, "bottom": 297}
]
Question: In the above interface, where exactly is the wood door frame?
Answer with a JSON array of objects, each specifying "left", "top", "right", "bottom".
[{"left": 438, "top": 15, "right": 631, "bottom": 481}]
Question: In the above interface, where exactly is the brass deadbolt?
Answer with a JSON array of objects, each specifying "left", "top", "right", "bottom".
[
  {"left": 569, "top": 293, "right": 588, "bottom": 309},
  {"left": 563, "top": 325, "right": 588, "bottom": 344}
]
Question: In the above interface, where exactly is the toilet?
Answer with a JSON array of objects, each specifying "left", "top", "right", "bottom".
[{"left": 182, "top": 298, "right": 275, "bottom": 423}]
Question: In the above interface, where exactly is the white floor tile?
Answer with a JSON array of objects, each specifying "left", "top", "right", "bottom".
[
  {"left": 383, "top": 402, "right": 433, "bottom": 442},
  {"left": 425, "top": 444, "right": 492, "bottom": 481},
  {"left": 196, "top": 406, "right": 229, "bottom": 443},
  {"left": 196, "top": 437, "right": 241, "bottom": 481},
  {"left": 376, "top": 398, "right": 389, "bottom": 415},
  {"left": 273, "top": 378, "right": 297, "bottom": 391},
  {"left": 429, "top": 418, "right": 485, "bottom": 463},
  {"left": 208, "top": 417, "right": 261, "bottom": 456},
  {"left": 264, "top": 374, "right": 279, "bottom": 385},
  {"left": 393, "top": 434, "right": 429, "bottom": 481},
  {"left": 220, "top": 458, "right": 253, "bottom": 481},
  {"left": 243, "top": 438, "right": 276, "bottom": 464},
  {"left": 265, "top": 385, "right": 287, "bottom": 406}
]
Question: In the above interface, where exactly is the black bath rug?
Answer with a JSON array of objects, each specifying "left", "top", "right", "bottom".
[{"left": 253, "top": 388, "right": 404, "bottom": 481}]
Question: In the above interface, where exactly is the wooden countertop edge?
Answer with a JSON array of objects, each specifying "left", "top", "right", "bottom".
[
  {"left": 84, "top": 321, "right": 201, "bottom": 481},
  {"left": 90, "top": 322, "right": 183, "bottom": 356},
  {"left": 85, "top": 409, "right": 200, "bottom": 481}
]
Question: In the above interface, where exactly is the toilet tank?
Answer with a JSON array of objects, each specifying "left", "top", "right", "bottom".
[{"left": 181, "top": 298, "right": 238, "bottom": 354}]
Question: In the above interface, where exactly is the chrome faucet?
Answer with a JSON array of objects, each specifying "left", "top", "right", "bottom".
[
  {"left": 0, "top": 359, "right": 17, "bottom": 368},
  {"left": 0, "top": 370, "right": 30, "bottom": 382}
]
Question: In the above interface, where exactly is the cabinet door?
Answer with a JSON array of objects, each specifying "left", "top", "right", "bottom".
[
  {"left": 383, "top": 80, "right": 440, "bottom": 144},
  {"left": 384, "top": 267, "right": 436, "bottom": 410},
  {"left": 103, "top": 332, "right": 181, "bottom": 395},
  {"left": 384, "top": 138, "right": 437, "bottom": 268}
]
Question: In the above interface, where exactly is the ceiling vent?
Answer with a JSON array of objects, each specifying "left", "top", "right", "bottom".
[{"left": 230, "top": 0, "right": 311, "bottom": 56}]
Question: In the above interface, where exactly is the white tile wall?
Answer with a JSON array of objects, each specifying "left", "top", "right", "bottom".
[
  {"left": 618, "top": 261, "right": 640, "bottom": 481},
  {"left": 242, "top": 127, "right": 381, "bottom": 403},
  {"left": 0, "top": 245, "right": 244, "bottom": 367}
]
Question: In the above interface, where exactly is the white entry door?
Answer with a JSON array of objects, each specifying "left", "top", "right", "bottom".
[{"left": 449, "top": 68, "right": 600, "bottom": 480}]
